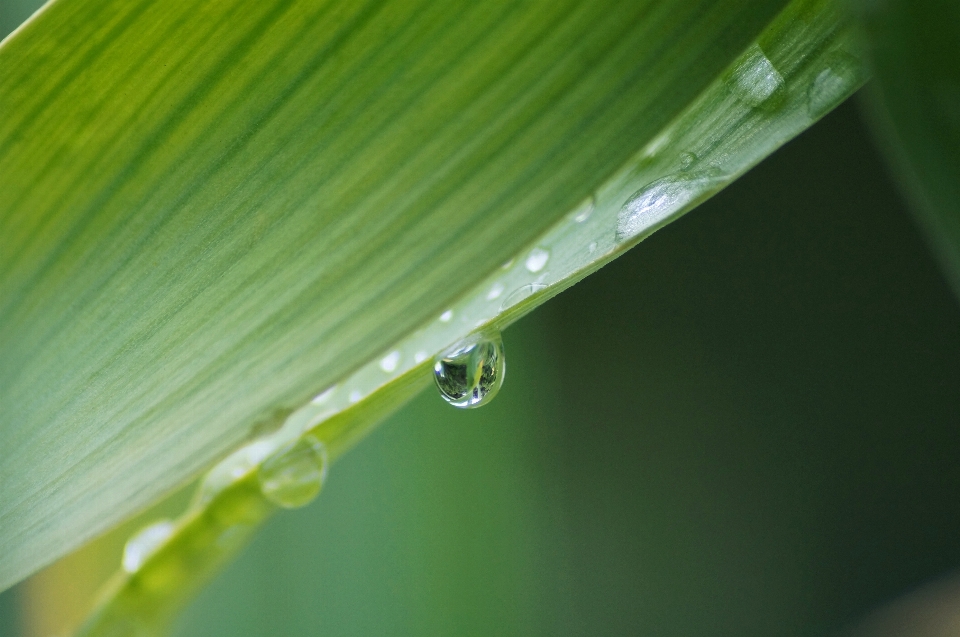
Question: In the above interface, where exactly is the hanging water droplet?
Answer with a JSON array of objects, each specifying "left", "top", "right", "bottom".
[
  {"left": 258, "top": 434, "right": 328, "bottom": 508},
  {"left": 433, "top": 332, "right": 505, "bottom": 409},
  {"left": 122, "top": 520, "right": 175, "bottom": 573},
  {"left": 616, "top": 169, "right": 724, "bottom": 243},
  {"left": 807, "top": 52, "right": 862, "bottom": 119},
  {"left": 731, "top": 44, "right": 785, "bottom": 109}
]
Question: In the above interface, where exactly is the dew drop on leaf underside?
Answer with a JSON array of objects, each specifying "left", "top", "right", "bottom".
[
  {"left": 433, "top": 332, "right": 505, "bottom": 409},
  {"left": 258, "top": 435, "right": 328, "bottom": 509}
]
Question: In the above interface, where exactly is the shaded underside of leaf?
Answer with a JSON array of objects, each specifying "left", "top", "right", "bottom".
[
  {"left": 0, "top": 0, "right": 792, "bottom": 590},
  {"left": 858, "top": 0, "right": 960, "bottom": 300}
]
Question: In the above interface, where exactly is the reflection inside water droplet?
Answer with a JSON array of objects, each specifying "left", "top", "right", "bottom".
[
  {"left": 123, "top": 520, "right": 175, "bottom": 573},
  {"left": 731, "top": 44, "right": 785, "bottom": 108},
  {"left": 258, "top": 435, "right": 328, "bottom": 508},
  {"left": 616, "top": 170, "right": 724, "bottom": 243},
  {"left": 433, "top": 332, "right": 505, "bottom": 409}
]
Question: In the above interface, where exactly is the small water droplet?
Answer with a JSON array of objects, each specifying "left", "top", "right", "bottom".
[
  {"left": 486, "top": 282, "right": 504, "bottom": 300},
  {"left": 588, "top": 241, "right": 597, "bottom": 253},
  {"left": 731, "top": 44, "right": 785, "bottom": 109},
  {"left": 258, "top": 435, "right": 328, "bottom": 508},
  {"left": 501, "top": 258, "right": 514, "bottom": 270},
  {"left": 525, "top": 248, "right": 549, "bottom": 273},
  {"left": 414, "top": 351, "right": 428, "bottom": 364},
  {"left": 498, "top": 283, "right": 547, "bottom": 312},
  {"left": 573, "top": 197, "right": 595, "bottom": 223},
  {"left": 311, "top": 386, "right": 336, "bottom": 404},
  {"left": 433, "top": 333, "right": 505, "bottom": 409},
  {"left": 679, "top": 152, "right": 697, "bottom": 171},
  {"left": 123, "top": 520, "right": 175, "bottom": 573},
  {"left": 616, "top": 169, "right": 724, "bottom": 243},
  {"left": 807, "top": 52, "right": 861, "bottom": 119},
  {"left": 348, "top": 389, "right": 362, "bottom": 403},
  {"left": 379, "top": 351, "right": 400, "bottom": 373},
  {"left": 439, "top": 309, "right": 453, "bottom": 322}
]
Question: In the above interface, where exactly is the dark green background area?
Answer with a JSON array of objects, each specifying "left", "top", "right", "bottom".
[
  {"left": 172, "top": 100, "right": 958, "bottom": 637},
  {"left": 2, "top": 4, "right": 959, "bottom": 629},
  {"left": 0, "top": 0, "right": 36, "bottom": 41}
]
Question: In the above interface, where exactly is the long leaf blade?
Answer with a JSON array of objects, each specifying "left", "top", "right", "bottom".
[
  {"left": 66, "top": 0, "right": 867, "bottom": 631},
  {"left": 2, "top": 0, "right": 830, "bottom": 592}
]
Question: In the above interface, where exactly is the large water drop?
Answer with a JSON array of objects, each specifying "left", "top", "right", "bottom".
[
  {"left": 433, "top": 332, "right": 505, "bottom": 409},
  {"left": 731, "top": 44, "right": 785, "bottom": 109},
  {"left": 122, "top": 520, "right": 175, "bottom": 573},
  {"left": 616, "top": 170, "right": 724, "bottom": 242},
  {"left": 258, "top": 435, "right": 328, "bottom": 508}
]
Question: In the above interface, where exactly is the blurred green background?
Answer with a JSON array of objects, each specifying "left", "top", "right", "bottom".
[{"left": 2, "top": 3, "right": 960, "bottom": 636}]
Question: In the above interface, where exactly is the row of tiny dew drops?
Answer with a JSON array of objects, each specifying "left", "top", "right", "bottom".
[{"left": 119, "top": 43, "right": 860, "bottom": 579}]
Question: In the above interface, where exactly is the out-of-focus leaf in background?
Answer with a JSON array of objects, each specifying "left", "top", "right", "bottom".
[{"left": 859, "top": 0, "right": 960, "bottom": 299}]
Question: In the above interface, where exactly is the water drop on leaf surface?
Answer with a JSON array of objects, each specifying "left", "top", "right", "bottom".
[
  {"left": 433, "top": 333, "right": 505, "bottom": 409},
  {"left": 806, "top": 52, "right": 862, "bottom": 119},
  {"left": 616, "top": 169, "right": 724, "bottom": 242},
  {"left": 122, "top": 520, "right": 175, "bottom": 573},
  {"left": 524, "top": 248, "right": 549, "bottom": 272},
  {"left": 731, "top": 44, "right": 785, "bottom": 109},
  {"left": 258, "top": 435, "right": 328, "bottom": 508}
]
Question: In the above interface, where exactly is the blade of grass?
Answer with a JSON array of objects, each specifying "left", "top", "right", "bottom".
[
  {"left": 70, "top": 0, "right": 866, "bottom": 633},
  {"left": 0, "top": 0, "right": 794, "bottom": 590}
]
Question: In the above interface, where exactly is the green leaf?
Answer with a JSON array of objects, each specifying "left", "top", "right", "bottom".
[
  {"left": 859, "top": 0, "right": 960, "bottom": 299},
  {"left": 0, "top": 0, "right": 864, "bottom": 598}
]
